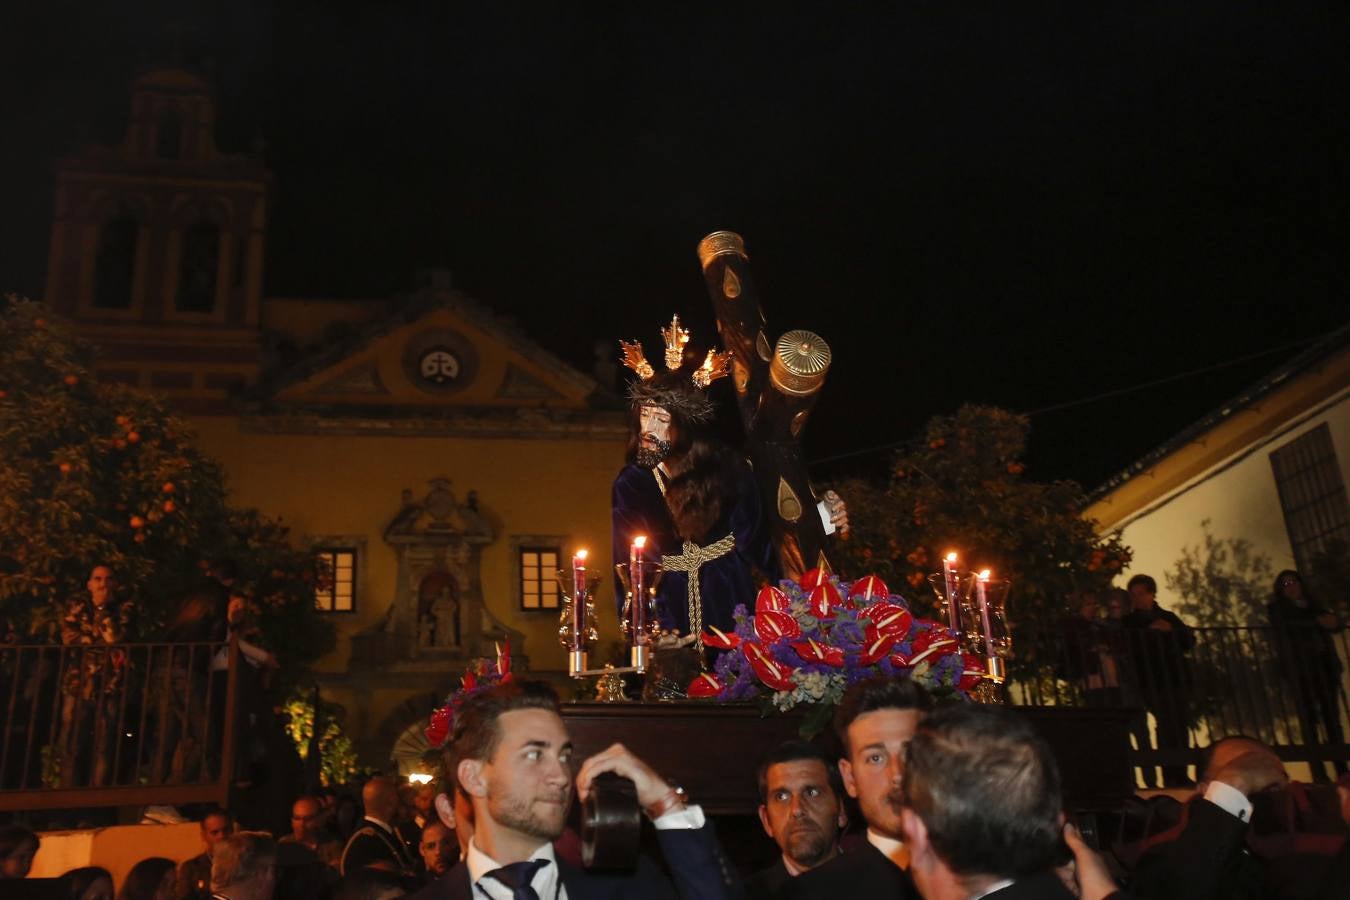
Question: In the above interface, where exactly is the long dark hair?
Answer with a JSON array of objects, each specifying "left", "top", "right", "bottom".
[{"left": 664, "top": 438, "right": 741, "bottom": 543}]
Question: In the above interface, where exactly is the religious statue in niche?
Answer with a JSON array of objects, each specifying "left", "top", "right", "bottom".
[{"left": 417, "top": 571, "right": 461, "bottom": 649}]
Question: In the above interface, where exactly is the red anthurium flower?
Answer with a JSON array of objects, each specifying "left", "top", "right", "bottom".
[
  {"left": 791, "top": 637, "right": 845, "bottom": 667},
  {"left": 849, "top": 575, "right": 890, "bottom": 604},
  {"left": 703, "top": 624, "right": 741, "bottom": 650},
  {"left": 908, "top": 628, "right": 959, "bottom": 666},
  {"left": 861, "top": 602, "right": 913, "bottom": 638},
  {"left": 744, "top": 642, "right": 796, "bottom": 691},
  {"left": 497, "top": 638, "right": 512, "bottom": 676},
  {"left": 809, "top": 582, "right": 844, "bottom": 619},
  {"left": 425, "top": 706, "right": 452, "bottom": 747},
  {"left": 798, "top": 568, "right": 827, "bottom": 590},
  {"left": 959, "top": 654, "right": 985, "bottom": 692},
  {"left": 461, "top": 671, "right": 478, "bottom": 691},
  {"left": 859, "top": 624, "right": 899, "bottom": 665},
  {"left": 687, "top": 672, "right": 724, "bottom": 698},
  {"left": 889, "top": 650, "right": 913, "bottom": 668},
  {"left": 756, "top": 585, "right": 790, "bottom": 613},
  {"left": 755, "top": 608, "right": 802, "bottom": 644}
]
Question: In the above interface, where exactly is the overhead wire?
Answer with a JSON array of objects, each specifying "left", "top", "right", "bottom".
[{"left": 807, "top": 334, "right": 1324, "bottom": 468}]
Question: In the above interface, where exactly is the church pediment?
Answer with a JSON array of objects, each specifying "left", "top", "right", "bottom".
[{"left": 268, "top": 288, "right": 596, "bottom": 410}]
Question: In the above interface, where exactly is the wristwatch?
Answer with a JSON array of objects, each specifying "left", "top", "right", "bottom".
[{"left": 643, "top": 784, "right": 689, "bottom": 819}]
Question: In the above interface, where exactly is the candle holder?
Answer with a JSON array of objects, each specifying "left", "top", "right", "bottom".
[
  {"left": 926, "top": 571, "right": 974, "bottom": 646},
  {"left": 557, "top": 569, "right": 603, "bottom": 677},
  {"left": 615, "top": 560, "right": 664, "bottom": 672},
  {"left": 973, "top": 576, "right": 1013, "bottom": 684}
]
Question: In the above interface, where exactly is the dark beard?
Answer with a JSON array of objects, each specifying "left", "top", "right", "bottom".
[{"left": 635, "top": 437, "right": 673, "bottom": 468}]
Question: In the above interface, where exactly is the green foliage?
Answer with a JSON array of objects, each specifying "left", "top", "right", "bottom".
[
  {"left": 283, "top": 687, "right": 365, "bottom": 787},
  {"left": 1165, "top": 520, "right": 1275, "bottom": 627},
  {"left": 831, "top": 405, "right": 1131, "bottom": 631},
  {"left": 0, "top": 297, "right": 333, "bottom": 676}
]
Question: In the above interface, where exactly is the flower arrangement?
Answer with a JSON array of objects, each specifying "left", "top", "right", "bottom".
[
  {"left": 686, "top": 570, "right": 981, "bottom": 734},
  {"left": 425, "top": 640, "right": 513, "bottom": 748}
]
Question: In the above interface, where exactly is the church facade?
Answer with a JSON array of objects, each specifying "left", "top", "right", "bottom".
[{"left": 41, "top": 67, "right": 628, "bottom": 766}]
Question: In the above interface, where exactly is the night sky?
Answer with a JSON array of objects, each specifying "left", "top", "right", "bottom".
[{"left": 3, "top": 3, "right": 1348, "bottom": 490}]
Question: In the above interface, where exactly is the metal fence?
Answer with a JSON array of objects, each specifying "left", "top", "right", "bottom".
[
  {"left": 0, "top": 639, "right": 239, "bottom": 811},
  {"left": 1010, "top": 622, "right": 1350, "bottom": 780}
]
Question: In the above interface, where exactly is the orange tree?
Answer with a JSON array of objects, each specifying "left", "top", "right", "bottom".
[
  {"left": 831, "top": 405, "right": 1130, "bottom": 645},
  {"left": 0, "top": 297, "right": 333, "bottom": 676}
]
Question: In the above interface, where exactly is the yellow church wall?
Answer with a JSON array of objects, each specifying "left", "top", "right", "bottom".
[{"left": 188, "top": 414, "right": 626, "bottom": 674}]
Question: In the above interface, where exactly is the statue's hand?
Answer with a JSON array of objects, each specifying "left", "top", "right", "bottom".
[{"left": 822, "top": 489, "right": 849, "bottom": 536}]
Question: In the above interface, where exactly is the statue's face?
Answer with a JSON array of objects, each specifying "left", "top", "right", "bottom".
[{"left": 636, "top": 404, "right": 674, "bottom": 468}]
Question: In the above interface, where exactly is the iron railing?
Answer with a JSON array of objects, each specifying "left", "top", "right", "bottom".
[
  {"left": 0, "top": 638, "right": 239, "bottom": 811},
  {"left": 1010, "top": 622, "right": 1350, "bottom": 779}
]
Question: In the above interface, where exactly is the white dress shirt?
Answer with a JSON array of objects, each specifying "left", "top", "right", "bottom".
[
  {"left": 866, "top": 828, "right": 910, "bottom": 868},
  {"left": 466, "top": 803, "right": 706, "bottom": 900}
]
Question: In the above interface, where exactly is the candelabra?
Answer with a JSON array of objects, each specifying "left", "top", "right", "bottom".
[{"left": 928, "top": 553, "right": 1013, "bottom": 703}]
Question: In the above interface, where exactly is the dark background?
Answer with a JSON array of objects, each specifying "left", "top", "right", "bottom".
[{"left": 2, "top": 2, "right": 1347, "bottom": 489}]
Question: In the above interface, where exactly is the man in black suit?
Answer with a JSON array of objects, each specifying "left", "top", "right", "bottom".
[
  {"left": 786, "top": 676, "right": 932, "bottom": 899},
  {"left": 177, "top": 808, "right": 234, "bottom": 900},
  {"left": 899, "top": 704, "right": 1097, "bottom": 900},
  {"left": 409, "top": 679, "right": 740, "bottom": 900},
  {"left": 340, "top": 775, "right": 419, "bottom": 878},
  {"left": 745, "top": 741, "right": 847, "bottom": 900}
]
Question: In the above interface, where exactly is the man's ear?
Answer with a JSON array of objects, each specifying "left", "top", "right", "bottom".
[
  {"left": 838, "top": 758, "right": 859, "bottom": 800},
  {"left": 433, "top": 793, "right": 456, "bottom": 829},
  {"left": 757, "top": 804, "right": 773, "bottom": 838},
  {"left": 457, "top": 759, "right": 488, "bottom": 799}
]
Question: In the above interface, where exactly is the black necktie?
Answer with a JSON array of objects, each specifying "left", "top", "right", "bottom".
[{"left": 484, "top": 858, "right": 550, "bottom": 900}]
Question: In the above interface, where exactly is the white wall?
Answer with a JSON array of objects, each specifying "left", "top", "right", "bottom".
[{"left": 1114, "top": 388, "right": 1350, "bottom": 623}]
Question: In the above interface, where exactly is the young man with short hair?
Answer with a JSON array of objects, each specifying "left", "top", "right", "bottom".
[
  {"left": 787, "top": 676, "right": 932, "bottom": 899},
  {"left": 177, "top": 808, "right": 235, "bottom": 900},
  {"left": 410, "top": 679, "right": 738, "bottom": 899}
]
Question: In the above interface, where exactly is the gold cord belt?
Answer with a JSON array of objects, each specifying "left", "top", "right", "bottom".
[{"left": 661, "top": 532, "right": 736, "bottom": 645}]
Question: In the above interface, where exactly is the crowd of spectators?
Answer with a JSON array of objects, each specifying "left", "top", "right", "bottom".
[
  {"left": 4, "top": 672, "right": 1346, "bottom": 900},
  {"left": 1059, "top": 569, "right": 1346, "bottom": 786},
  {"left": 0, "top": 560, "right": 283, "bottom": 797}
]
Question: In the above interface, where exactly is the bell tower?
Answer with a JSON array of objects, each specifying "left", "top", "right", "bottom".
[{"left": 43, "top": 66, "right": 270, "bottom": 410}]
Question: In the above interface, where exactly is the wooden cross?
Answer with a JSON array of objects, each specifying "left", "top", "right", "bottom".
[{"left": 697, "top": 232, "right": 834, "bottom": 579}]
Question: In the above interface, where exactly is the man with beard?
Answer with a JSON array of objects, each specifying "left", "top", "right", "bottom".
[
  {"left": 408, "top": 679, "right": 739, "bottom": 899},
  {"left": 786, "top": 677, "right": 932, "bottom": 900},
  {"left": 418, "top": 821, "right": 458, "bottom": 885},
  {"left": 611, "top": 362, "right": 777, "bottom": 639},
  {"left": 746, "top": 741, "right": 847, "bottom": 900}
]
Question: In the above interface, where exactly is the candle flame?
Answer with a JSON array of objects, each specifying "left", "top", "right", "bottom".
[
  {"left": 978, "top": 568, "right": 991, "bottom": 580},
  {"left": 634, "top": 536, "right": 647, "bottom": 549},
  {"left": 945, "top": 551, "right": 958, "bottom": 563},
  {"left": 576, "top": 550, "right": 588, "bottom": 561}
]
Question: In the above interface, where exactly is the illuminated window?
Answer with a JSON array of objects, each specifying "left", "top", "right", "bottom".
[
  {"left": 1270, "top": 423, "right": 1350, "bottom": 573},
  {"left": 315, "top": 548, "right": 357, "bottom": 613},
  {"left": 519, "top": 546, "right": 562, "bottom": 611}
]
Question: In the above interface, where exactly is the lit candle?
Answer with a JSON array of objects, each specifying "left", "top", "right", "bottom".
[
  {"left": 976, "top": 569, "right": 994, "bottom": 658},
  {"left": 572, "top": 550, "right": 588, "bottom": 650},
  {"left": 631, "top": 536, "right": 647, "bottom": 641},
  {"left": 942, "top": 551, "right": 961, "bottom": 634}
]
